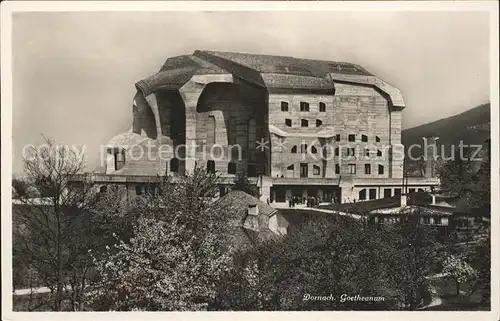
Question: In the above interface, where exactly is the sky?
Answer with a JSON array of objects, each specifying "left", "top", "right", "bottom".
[{"left": 11, "top": 11, "right": 490, "bottom": 174}]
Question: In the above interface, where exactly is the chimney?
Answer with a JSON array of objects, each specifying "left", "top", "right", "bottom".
[
  {"left": 400, "top": 194, "right": 407, "bottom": 208},
  {"left": 423, "top": 136, "right": 439, "bottom": 178},
  {"left": 245, "top": 204, "right": 259, "bottom": 231}
]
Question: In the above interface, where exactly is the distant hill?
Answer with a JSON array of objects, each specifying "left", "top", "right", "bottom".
[{"left": 402, "top": 103, "right": 490, "bottom": 159}]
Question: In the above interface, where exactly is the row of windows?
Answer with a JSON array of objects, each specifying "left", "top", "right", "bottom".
[
  {"left": 347, "top": 164, "right": 385, "bottom": 175},
  {"left": 281, "top": 123, "right": 382, "bottom": 143},
  {"left": 289, "top": 144, "right": 383, "bottom": 157},
  {"left": 285, "top": 119, "right": 323, "bottom": 127},
  {"left": 281, "top": 101, "right": 327, "bottom": 112},
  {"left": 285, "top": 163, "right": 385, "bottom": 176}
]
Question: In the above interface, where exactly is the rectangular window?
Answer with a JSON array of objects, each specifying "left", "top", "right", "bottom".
[
  {"left": 207, "top": 115, "right": 216, "bottom": 145},
  {"left": 301, "top": 119, "right": 308, "bottom": 127},
  {"left": 301, "top": 144, "right": 308, "bottom": 154},
  {"left": 300, "top": 163, "right": 308, "bottom": 178},
  {"left": 369, "top": 188, "right": 377, "bottom": 200},
  {"left": 135, "top": 184, "right": 144, "bottom": 196},
  {"left": 365, "top": 164, "right": 371, "bottom": 174},
  {"left": 378, "top": 165, "right": 384, "bottom": 175},
  {"left": 364, "top": 148, "right": 370, "bottom": 157},
  {"left": 376, "top": 136, "right": 381, "bottom": 142},
  {"left": 435, "top": 217, "right": 442, "bottom": 225},
  {"left": 316, "top": 119, "right": 322, "bottom": 127},
  {"left": 359, "top": 189, "right": 367, "bottom": 200},
  {"left": 335, "top": 164, "right": 340, "bottom": 174},
  {"left": 348, "top": 134, "right": 355, "bottom": 142},
  {"left": 361, "top": 134, "right": 368, "bottom": 142},
  {"left": 409, "top": 188, "right": 415, "bottom": 193},
  {"left": 394, "top": 188, "right": 402, "bottom": 195},
  {"left": 300, "top": 102, "right": 310, "bottom": 112},
  {"left": 377, "top": 150, "right": 382, "bottom": 157},
  {"left": 285, "top": 119, "right": 292, "bottom": 127},
  {"left": 347, "top": 147, "right": 355, "bottom": 157},
  {"left": 319, "top": 102, "right": 326, "bottom": 112},
  {"left": 281, "top": 101, "right": 289, "bottom": 111},
  {"left": 335, "top": 147, "right": 339, "bottom": 156},
  {"left": 248, "top": 119, "right": 256, "bottom": 149},
  {"left": 229, "top": 117, "right": 237, "bottom": 146},
  {"left": 348, "top": 164, "right": 356, "bottom": 174},
  {"left": 384, "top": 188, "right": 392, "bottom": 198},
  {"left": 313, "top": 165, "right": 320, "bottom": 175},
  {"left": 228, "top": 162, "right": 237, "bottom": 174},
  {"left": 207, "top": 160, "right": 216, "bottom": 174}
]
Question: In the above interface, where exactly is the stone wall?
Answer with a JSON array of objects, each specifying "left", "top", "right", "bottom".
[{"left": 269, "top": 83, "right": 401, "bottom": 181}]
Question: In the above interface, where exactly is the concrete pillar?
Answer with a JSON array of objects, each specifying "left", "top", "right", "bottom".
[
  {"left": 144, "top": 93, "right": 163, "bottom": 140},
  {"left": 179, "top": 74, "right": 234, "bottom": 175},
  {"left": 423, "top": 136, "right": 439, "bottom": 178},
  {"left": 259, "top": 175, "right": 273, "bottom": 203}
]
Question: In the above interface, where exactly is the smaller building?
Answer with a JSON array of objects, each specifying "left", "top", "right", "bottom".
[{"left": 215, "top": 190, "right": 289, "bottom": 250}]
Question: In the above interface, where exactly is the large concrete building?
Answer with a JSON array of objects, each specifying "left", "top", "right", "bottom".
[{"left": 98, "top": 50, "right": 439, "bottom": 204}]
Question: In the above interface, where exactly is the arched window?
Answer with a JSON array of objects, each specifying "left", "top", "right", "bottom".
[
  {"left": 207, "top": 115, "right": 216, "bottom": 145},
  {"left": 311, "top": 146, "right": 318, "bottom": 154},
  {"left": 291, "top": 146, "right": 298, "bottom": 153},
  {"left": 248, "top": 118, "right": 256, "bottom": 149},
  {"left": 359, "top": 189, "right": 367, "bottom": 200},
  {"left": 287, "top": 164, "right": 294, "bottom": 170},
  {"left": 361, "top": 134, "right": 368, "bottom": 142},
  {"left": 281, "top": 101, "right": 289, "bottom": 112},
  {"left": 377, "top": 150, "right": 382, "bottom": 157},
  {"left": 313, "top": 165, "right": 320, "bottom": 175},
  {"left": 319, "top": 102, "right": 326, "bottom": 112},
  {"left": 207, "top": 160, "right": 216, "bottom": 174},
  {"left": 170, "top": 158, "right": 179, "bottom": 174},
  {"left": 335, "top": 164, "right": 340, "bottom": 174},
  {"left": 228, "top": 162, "right": 237, "bottom": 174}
]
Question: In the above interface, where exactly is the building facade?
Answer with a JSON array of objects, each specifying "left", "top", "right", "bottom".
[{"left": 99, "top": 50, "right": 439, "bottom": 203}]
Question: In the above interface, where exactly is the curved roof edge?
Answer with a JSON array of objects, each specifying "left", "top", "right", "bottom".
[{"left": 328, "top": 73, "right": 405, "bottom": 109}]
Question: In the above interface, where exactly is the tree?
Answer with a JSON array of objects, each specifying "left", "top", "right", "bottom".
[
  {"left": 232, "top": 171, "right": 259, "bottom": 198},
  {"left": 442, "top": 255, "right": 477, "bottom": 297},
  {"left": 12, "top": 178, "right": 29, "bottom": 198},
  {"left": 13, "top": 137, "right": 102, "bottom": 311},
  {"left": 88, "top": 168, "right": 233, "bottom": 311},
  {"left": 216, "top": 214, "right": 398, "bottom": 310},
  {"left": 383, "top": 209, "right": 451, "bottom": 310}
]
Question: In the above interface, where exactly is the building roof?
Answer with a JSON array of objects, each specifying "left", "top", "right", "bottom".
[
  {"left": 135, "top": 50, "right": 405, "bottom": 108},
  {"left": 215, "top": 190, "right": 276, "bottom": 225}
]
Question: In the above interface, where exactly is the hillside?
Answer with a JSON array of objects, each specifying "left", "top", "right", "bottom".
[{"left": 402, "top": 103, "right": 490, "bottom": 159}]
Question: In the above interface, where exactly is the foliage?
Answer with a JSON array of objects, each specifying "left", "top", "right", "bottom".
[
  {"left": 382, "top": 211, "right": 451, "bottom": 309},
  {"left": 12, "top": 137, "right": 126, "bottom": 311},
  {"left": 12, "top": 178, "right": 29, "bottom": 198},
  {"left": 232, "top": 171, "right": 259, "bottom": 198},
  {"left": 88, "top": 168, "right": 233, "bottom": 311},
  {"left": 442, "top": 255, "right": 477, "bottom": 297},
  {"left": 216, "top": 215, "right": 400, "bottom": 310}
]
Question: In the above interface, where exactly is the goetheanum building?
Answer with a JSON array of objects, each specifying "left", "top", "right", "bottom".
[{"left": 97, "top": 50, "right": 439, "bottom": 204}]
